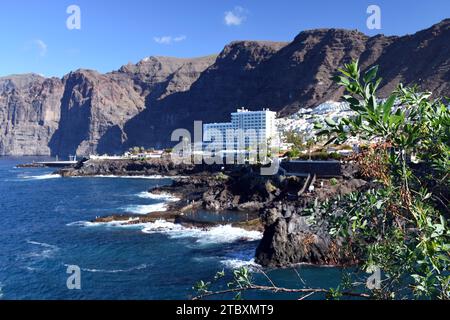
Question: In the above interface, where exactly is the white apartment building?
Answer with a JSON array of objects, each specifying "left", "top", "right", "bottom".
[{"left": 203, "top": 108, "right": 279, "bottom": 154}]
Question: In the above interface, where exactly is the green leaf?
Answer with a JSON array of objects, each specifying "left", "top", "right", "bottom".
[
  {"left": 325, "top": 117, "right": 337, "bottom": 127},
  {"left": 364, "top": 65, "right": 379, "bottom": 83},
  {"left": 214, "top": 269, "right": 225, "bottom": 280},
  {"left": 373, "top": 77, "right": 383, "bottom": 91},
  {"left": 390, "top": 115, "right": 404, "bottom": 126},
  {"left": 338, "top": 68, "right": 351, "bottom": 78},
  {"left": 314, "top": 122, "right": 324, "bottom": 129},
  {"left": 334, "top": 75, "right": 350, "bottom": 86},
  {"left": 383, "top": 95, "right": 396, "bottom": 122},
  {"left": 343, "top": 95, "right": 361, "bottom": 106}
]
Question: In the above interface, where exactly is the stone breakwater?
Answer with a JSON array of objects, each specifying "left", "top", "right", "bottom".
[{"left": 59, "top": 158, "right": 369, "bottom": 267}]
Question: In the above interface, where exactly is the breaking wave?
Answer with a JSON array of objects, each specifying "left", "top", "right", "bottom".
[
  {"left": 21, "top": 174, "right": 61, "bottom": 180},
  {"left": 142, "top": 220, "right": 263, "bottom": 244},
  {"left": 120, "top": 203, "right": 168, "bottom": 214},
  {"left": 69, "top": 218, "right": 262, "bottom": 245},
  {"left": 136, "top": 191, "right": 179, "bottom": 202},
  {"left": 120, "top": 192, "right": 179, "bottom": 214},
  {"left": 66, "top": 217, "right": 140, "bottom": 228},
  {"left": 220, "top": 258, "right": 259, "bottom": 270}
]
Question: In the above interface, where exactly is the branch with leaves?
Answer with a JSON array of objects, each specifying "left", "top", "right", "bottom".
[{"left": 192, "top": 267, "right": 371, "bottom": 300}]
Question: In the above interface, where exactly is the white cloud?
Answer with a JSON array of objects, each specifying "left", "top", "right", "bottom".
[
  {"left": 154, "top": 36, "right": 172, "bottom": 44},
  {"left": 173, "top": 35, "right": 187, "bottom": 42},
  {"left": 34, "top": 39, "right": 48, "bottom": 57},
  {"left": 224, "top": 6, "right": 247, "bottom": 26},
  {"left": 153, "top": 35, "right": 187, "bottom": 45}
]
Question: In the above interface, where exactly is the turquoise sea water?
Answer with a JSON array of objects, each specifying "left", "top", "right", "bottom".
[{"left": 0, "top": 157, "right": 342, "bottom": 300}]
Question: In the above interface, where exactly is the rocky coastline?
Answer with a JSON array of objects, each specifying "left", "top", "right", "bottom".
[
  {"left": 55, "top": 158, "right": 369, "bottom": 267},
  {"left": 58, "top": 157, "right": 195, "bottom": 177}
]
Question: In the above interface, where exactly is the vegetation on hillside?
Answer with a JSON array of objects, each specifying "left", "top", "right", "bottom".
[{"left": 193, "top": 61, "right": 450, "bottom": 300}]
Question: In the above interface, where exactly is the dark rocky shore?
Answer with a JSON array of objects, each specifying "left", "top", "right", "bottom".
[
  {"left": 58, "top": 156, "right": 196, "bottom": 177},
  {"left": 56, "top": 158, "right": 369, "bottom": 267}
]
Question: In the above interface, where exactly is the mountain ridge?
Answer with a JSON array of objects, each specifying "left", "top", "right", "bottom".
[{"left": 1, "top": 19, "right": 450, "bottom": 156}]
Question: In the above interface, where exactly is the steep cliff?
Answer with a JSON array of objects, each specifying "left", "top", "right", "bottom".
[
  {"left": 1, "top": 19, "right": 450, "bottom": 156},
  {"left": 122, "top": 41, "right": 286, "bottom": 149},
  {"left": 49, "top": 69, "right": 146, "bottom": 157},
  {"left": 0, "top": 74, "right": 63, "bottom": 156}
]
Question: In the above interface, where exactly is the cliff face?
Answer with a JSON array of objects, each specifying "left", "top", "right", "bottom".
[
  {"left": 0, "top": 74, "right": 64, "bottom": 156},
  {"left": 122, "top": 42, "right": 286, "bottom": 150},
  {"left": 1, "top": 20, "right": 450, "bottom": 156},
  {"left": 48, "top": 70, "right": 146, "bottom": 157}
]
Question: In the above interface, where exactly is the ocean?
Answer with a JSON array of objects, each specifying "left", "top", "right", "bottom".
[{"left": 0, "top": 157, "right": 342, "bottom": 300}]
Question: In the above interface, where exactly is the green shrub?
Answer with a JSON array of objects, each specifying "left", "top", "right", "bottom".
[
  {"left": 330, "top": 178, "right": 338, "bottom": 186},
  {"left": 297, "top": 151, "right": 343, "bottom": 161},
  {"left": 317, "top": 60, "right": 450, "bottom": 299},
  {"left": 284, "top": 148, "right": 301, "bottom": 159},
  {"left": 215, "top": 172, "right": 229, "bottom": 181}
]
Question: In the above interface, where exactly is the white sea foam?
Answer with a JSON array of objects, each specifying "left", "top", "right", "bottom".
[
  {"left": 66, "top": 221, "right": 101, "bottom": 227},
  {"left": 219, "top": 249, "right": 261, "bottom": 270},
  {"left": 27, "top": 240, "right": 59, "bottom": 249},
  {"left": 121, "top": 203, "right": 168, "bottom": 214},
  {"left": 142, "top": 220, "right": 263, "bottom": 245},
  {"left": 63, "top": 263, "right": 149, "bottom": 274},
  {"left": 136, "top": 191, "right": 180, "bottom": 202},
  {"left": 22, "top": 173, "right": 61, "bottom": 180},
  {"left": 66, "top": 217, "right": 140, "bottom": 227},
  {"left": 220, "top": 258, "right": 259, "bottom": 270},
  {"left": 141, "top": 219, "right": 186, "bottom": 233},
  {"left": 191, "top": 225, "right": 262, "bottom": 245},
  {"left": 26, "top": 240, "right": 59, "bottom": 259},
  {"left": 71, "top": 217, "right": 262, "bottom": 245},
  {"left": 123, "top": 191, "right": 179, "bottom": 214}
]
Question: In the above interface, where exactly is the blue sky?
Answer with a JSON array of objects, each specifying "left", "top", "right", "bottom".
[{"left": 0, "top": 0, "right": 449, "bottom": 77}]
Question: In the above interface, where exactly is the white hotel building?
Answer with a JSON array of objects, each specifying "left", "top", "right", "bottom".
[{"left": 203, "top": 108, "right": 279, "bottom": 155}]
